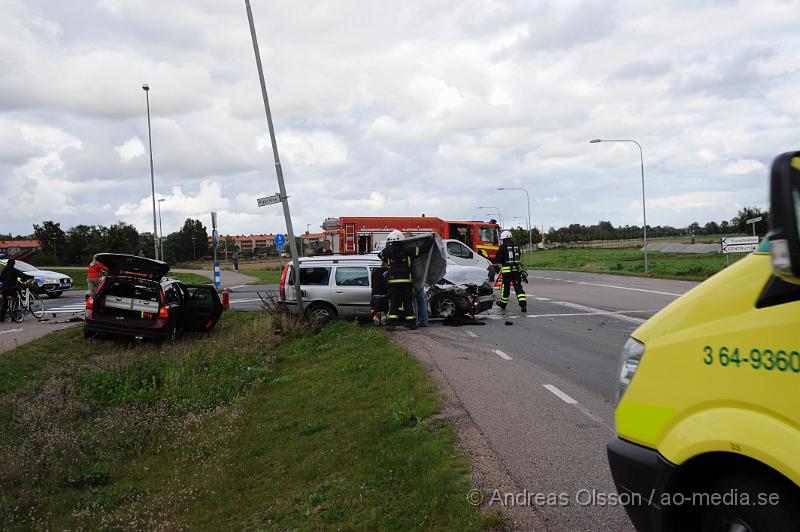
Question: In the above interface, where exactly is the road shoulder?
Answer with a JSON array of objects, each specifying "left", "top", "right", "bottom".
[{"left": 396, "top": 331, "right": 545, "bottom": 531}]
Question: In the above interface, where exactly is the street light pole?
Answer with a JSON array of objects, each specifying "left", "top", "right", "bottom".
[
  {"left": 477, "top": 206, "right": 504, "bottom": 228},
  {"left": 142, "top": 83, "right": 159, "bottom": 261},
  {"left": 589, "top": 139, "right": 649, "bottom": 275},
  {"left": 157, "top": 198, "right": 165, "bottom": 260},
  {"left": 497, "top": 187, "right": 533, "bottom": 251}
]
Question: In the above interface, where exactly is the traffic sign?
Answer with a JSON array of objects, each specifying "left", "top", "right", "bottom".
[
  {"left": 274, "top": 234, "right": 287, "bottom": 246},
  {"left": 745, "top": 216, "right": 763, "bottom": 224},
  {"left": 257, "top": 194, "right": 282, "bottom": 207},
  {"left": 721, "top": 236, "right": 759, "bottom": 254}
]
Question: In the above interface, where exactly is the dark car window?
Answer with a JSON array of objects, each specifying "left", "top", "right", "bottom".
[
  {"left": 335, "top": 267, "right": 369, "bottom": 286},
  {"left": 447, "top": 241, "right": 473, "bottom": 259},
  {"left": 288, "top": 267, "right": 331, "bottom": 286},
  {"left": 164, "top": 284, "right": 181, "bottom": 306}
]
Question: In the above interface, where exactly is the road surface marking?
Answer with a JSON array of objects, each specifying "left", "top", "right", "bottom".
[
  {"left": 543, "top": 385, "right": 613, "bottom": 431},
  {"left": 0, "top": 328, "right": 24, "bottom": 335},
  {"left": 552, "top": 301, "right": 646, "bottom": 325},
  {"left": 543, "top": 384, "right": 577, "bottom": 404},
  {"left": 493, "top": 349, "right": 512, "bottom": 360},
  {"left": 535, "top": 297, "right": 551, "bottom": 301},
  {"left": 466, "top": 330, "right": 478, "bottom": 338},
  {"left": 229, "top": 298, "right": 264, "bottom": 304},
  {"left": 229, "top": 285, "right": 246, "bottom": 289},
  {"left": 531, "top": 275, "right": 682, "bottom": 297}
]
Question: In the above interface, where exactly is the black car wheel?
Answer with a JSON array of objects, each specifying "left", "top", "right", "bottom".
[
  {"left": 697, "top": 466, "right": 800, "bottom": 532},
  {"left": 47, "top": 291, "right": 63, "bottom": 299},
  {"left": 431, "top": 296, "right": 458, "bottom": 319},
  {"left": 305, "top": 302, "right": 337, "bottom": 325}
]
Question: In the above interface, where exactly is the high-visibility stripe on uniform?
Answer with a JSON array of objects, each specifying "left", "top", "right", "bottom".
[{"left": 388, "top": 278, "right": 412, "bottom": 284}]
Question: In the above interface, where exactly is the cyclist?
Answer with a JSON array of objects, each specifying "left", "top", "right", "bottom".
[{"left": 0, "top": 259, "right": 34, "bottom": 323}]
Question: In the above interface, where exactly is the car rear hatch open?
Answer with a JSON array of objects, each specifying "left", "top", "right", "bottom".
[
  {"left": 92, "top": 278, "right": 163, "bottom": 325},
  {"left": 96, "top": 253, "right": 170, "bottom": 281}
]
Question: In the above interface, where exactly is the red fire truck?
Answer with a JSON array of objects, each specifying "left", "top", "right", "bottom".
[{"left": 325, "top": 216, "right": 501, "bottom": 259}]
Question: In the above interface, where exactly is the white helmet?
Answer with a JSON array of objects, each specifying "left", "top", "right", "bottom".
[
  {"left": 386, "top": 229, "right": 404, "bottom": 243},
  {"left": 500, "top": 230, "right": 512, "bottom": 240}
]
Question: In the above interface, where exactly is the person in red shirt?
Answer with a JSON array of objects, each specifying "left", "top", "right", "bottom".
[{"left": 87, "top": 255, "right": 109, "bottom": 297}]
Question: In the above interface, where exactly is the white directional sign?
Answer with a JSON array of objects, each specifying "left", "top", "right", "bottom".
[
  {"left": 257, "top": 194, "right": 282, "bottom": 207},
  {"left": 745, "top": 216, "right": 763, "bottom": 224},
  {"left": 721, "top": 236, "right": 759, "bottom": 254}
]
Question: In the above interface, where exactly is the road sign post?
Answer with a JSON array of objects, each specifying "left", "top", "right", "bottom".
[
  {"left": 721, "top": 236, "right": 759, "bottom": 255},
  {"left": 746, "top": 216, "right": 763, "bottom": 237},
  {"left": 211, "top": 212, "right": 220, "bottom": 289},
  {"left": 245, "top": 0, "right": 304, "bottom": 319}
]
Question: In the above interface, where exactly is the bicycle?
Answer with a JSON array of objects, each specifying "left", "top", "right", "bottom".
[{"left": 7, "top": 281, "right": 45, "bottom": 322}]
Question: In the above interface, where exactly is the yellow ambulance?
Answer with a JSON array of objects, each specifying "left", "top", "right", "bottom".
[{"left": 608, "top": 152, "right": 800, "bottom": 531}]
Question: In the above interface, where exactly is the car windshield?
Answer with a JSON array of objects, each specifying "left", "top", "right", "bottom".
[
  {"left": 479, "top": 226, "right": 498, "bottom": 244},
  {"left": 3, "top": 259, "right": 38, "bottom": 271}
]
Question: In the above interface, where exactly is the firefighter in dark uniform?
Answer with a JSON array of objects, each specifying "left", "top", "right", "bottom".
[
  {"left": 378, "top": 230, "right": 419, "bottom": 329},
  {"left": 494, "top": 230, "right": 527, "bottom": 312}
]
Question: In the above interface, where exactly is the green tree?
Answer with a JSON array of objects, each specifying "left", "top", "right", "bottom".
[
  {"left": 65, "top": 225, "right": 103, "bottom": 265},
  {"left": 731, "top": 207, "right": 768, "bottom": 234},
  {"left": 99, "top": 222, "right": 141, "bottom": 255},
  {"left": 33, "top": 221, "right": 67, "bottom": 265}
]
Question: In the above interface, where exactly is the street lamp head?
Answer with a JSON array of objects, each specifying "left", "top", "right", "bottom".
[
  {"left": 589, "top": 139, "right": 602, "bottom": 143},
  {"left": 497, "top": 187, "right": 505, "bottom": 190},
  {"left": 158, "top": 198, "right": 165, "bottom": 203},
  {"left": 142, "top": 83, "right": 150, "bottom": 91}
]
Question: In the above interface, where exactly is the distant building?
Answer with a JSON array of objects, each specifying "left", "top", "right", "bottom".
[
  {"left": 0, "top": 239, "right": 42, "bottom": 258},
  {"left": 208, "top": 234, "right": 287, "bottom": 256}
]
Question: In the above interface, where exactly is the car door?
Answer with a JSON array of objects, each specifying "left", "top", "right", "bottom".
[
  {"left": 180, "top": 285, "right": 223, "bottom": 331},
  {"left": 331, "top": 266, "right": 372, "bottom": 317}
]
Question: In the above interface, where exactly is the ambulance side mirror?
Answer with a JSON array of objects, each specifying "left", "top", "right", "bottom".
[{"left": 768, "top": 151, "right": 800, "bottom": 283}]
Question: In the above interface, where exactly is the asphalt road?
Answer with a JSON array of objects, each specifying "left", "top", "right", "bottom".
[{"left": 393, "top": 269, "right": 700, "bottom": 531}]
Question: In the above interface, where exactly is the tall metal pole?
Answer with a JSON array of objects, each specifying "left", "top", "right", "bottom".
[
  {"left": 142, "top": 84, "right": 159, "bottom": 260},
  {"left": 589, "top": 139, "right": 648, "bottom": 275},
  {"left": 477, "top": 206, "right": 504, "bottom": 228},
  {"left": 157, "top": 198, "right": 165, "bottom": 260},
  {"left": 245, "top": 0, "right": 304, "bottom": 318},
  {"left": 497, "top": 187, "right": 533, "bottom": 251}
]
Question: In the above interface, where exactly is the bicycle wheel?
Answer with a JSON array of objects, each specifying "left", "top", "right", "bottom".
[
  {"left": 28, "top": 292, "right": 45, "bottom": 319},
  {"left": 10, "top": 297, "right": 24, "bottom": 323}
]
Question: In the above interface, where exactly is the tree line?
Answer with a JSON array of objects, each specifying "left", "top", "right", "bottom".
[
  {"left": 1, "top": 219, "right": 212, "bottom": 266},
  {"left": 505, "top": 206, "right": 768, "bottom": 246}
]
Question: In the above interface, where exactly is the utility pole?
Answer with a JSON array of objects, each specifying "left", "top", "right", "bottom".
[
  {"left": 142, "top": 83, "right": 159, "bottom": 260},
  {"left": 245, "top": 0, "right": 304, "bottom": 318}
]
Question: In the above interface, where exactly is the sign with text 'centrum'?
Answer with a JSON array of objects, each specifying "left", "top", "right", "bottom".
[
  {"left": 257, "top": 193, "right": 282, "bottom": 207},
  {"left": 721, "top": 236, "right": 759, "bottom": 254}
]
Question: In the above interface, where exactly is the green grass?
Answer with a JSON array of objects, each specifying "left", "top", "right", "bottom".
[
  {"left": 524, "top": 248, "right": 747, "bottom": 281},
  {"left": 0, "top": 313, "right": 496, "bottom": 530},
  {"left": 241, "top": 269, "right": 283, "bottom": 284},
  {"left": 50, "top": 269, "right": 213, "bottom": 291}
]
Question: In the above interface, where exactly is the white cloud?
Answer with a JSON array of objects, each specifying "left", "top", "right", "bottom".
[
  {"left": 258, "top": 130, "right": 349, "bottom": 168},
  {"left": 0, "top": 0, "right": 797, "bottom": 236},
  {"left": 723, "top": 158, "right": 766, "bottom": 175},
  {"left": 115, "top": 137, "right": 145, "bottom": 162}
]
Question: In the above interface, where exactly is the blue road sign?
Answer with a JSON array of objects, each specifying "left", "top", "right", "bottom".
[
  {"left": 274, "top": 234, "right": 287, "bottom": 246},
  {"left": 277, "top": 243, "right": 285, "bottom": 253}
]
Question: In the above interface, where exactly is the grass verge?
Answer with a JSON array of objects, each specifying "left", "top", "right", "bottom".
[
  {"left": 524, "top": 247, "right": 746, "bottom": 281},
  {"left": 240, "top": 269, "right": 282, "bottom": 284},
  {"left": 50, "top": 270, "right": 214, "bottom": 291},
  {"left": 0, "top": 313, "right": 495, "bottom": 530}
]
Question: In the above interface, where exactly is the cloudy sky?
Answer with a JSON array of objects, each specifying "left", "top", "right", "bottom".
[{"left": 1, "top": 0, "right": 798, "bottom": 238}]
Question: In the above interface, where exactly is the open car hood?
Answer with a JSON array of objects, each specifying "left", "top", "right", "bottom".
[{"left": 96, "top": 253, "right": 170, "bottom": 281}]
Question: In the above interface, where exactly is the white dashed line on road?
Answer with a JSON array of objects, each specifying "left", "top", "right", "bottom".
[
  {"left": 493, "top": 349, "right": 512, "bottom": 360},
  {"left": 535, "top": 297, "right": 551, "bottom": 301},
  {"left": 543, "top": 384, "right": 613, "bottom": 432},
  {"left": 530, "top": 275, "right": 683, "bottom": 297},
  {"left": 465, "top": 330, "right": 478, "bottom": 338},
  {"left": 543, "top": 384, "right": 577, "bottom": 404},
  {"left": 0, "top": 328, "right": 24, "bottom": 335},
  {"left": 552, "top": 301, "right": 647, "bottom": 325}
]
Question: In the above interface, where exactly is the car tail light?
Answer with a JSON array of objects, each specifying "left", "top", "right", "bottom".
[
  {"left": 85, "top": 296, "right": 94, "bottom": 310},
  {"left": 158, "top": 306, "right": 169, "bottom": 318},
  {"left": 279, "top": 265, "right": 289, "bottom": 299}
]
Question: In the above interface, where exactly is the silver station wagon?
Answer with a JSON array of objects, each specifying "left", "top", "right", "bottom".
[{"left": 279, "top": 253, "right": 494, "bottom": 323}]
